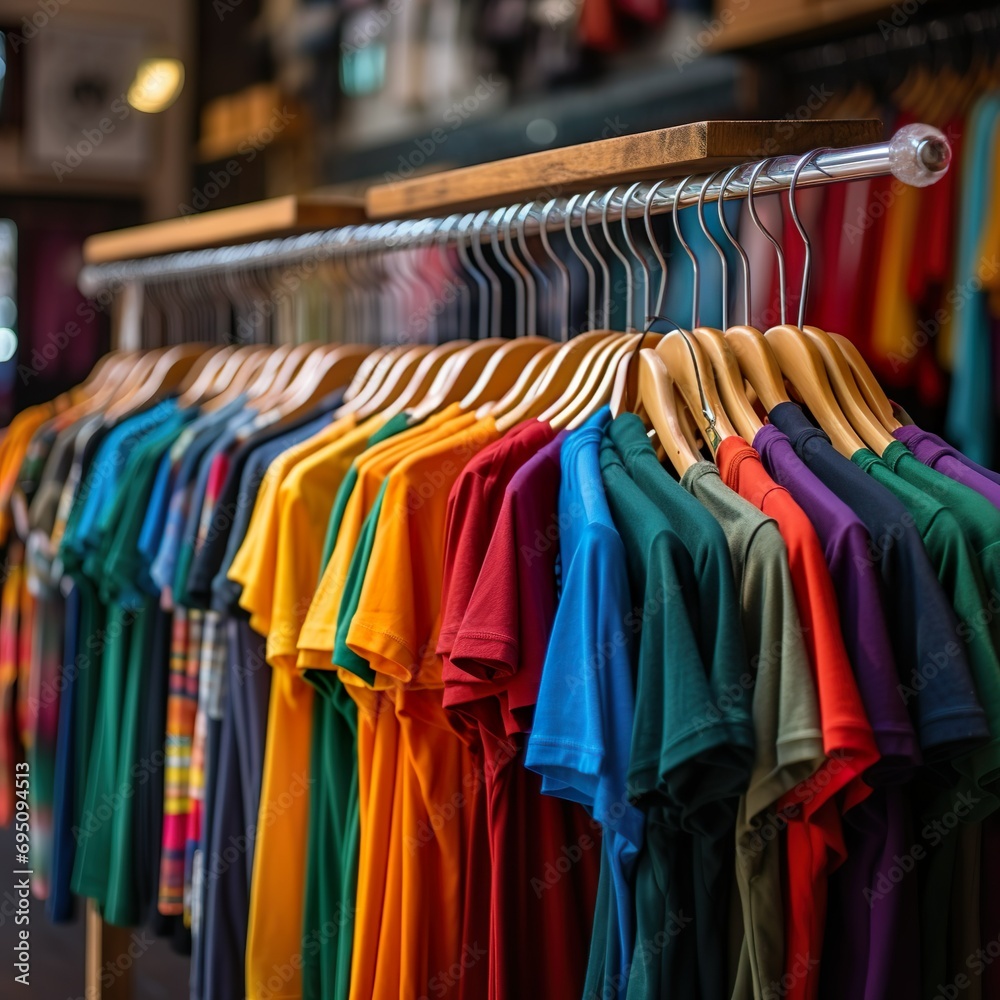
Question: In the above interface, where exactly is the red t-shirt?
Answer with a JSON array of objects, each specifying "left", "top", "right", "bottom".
[
  {"left": 718, "top": 435, "right": 880, "bottom": 1000},
  {"left": 439, "top": 422, "right": 599, "bottom": 1000}
]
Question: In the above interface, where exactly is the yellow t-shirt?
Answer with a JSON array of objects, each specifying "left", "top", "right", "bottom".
[
  {"left": 296, "top": 403, "right": 471, "bottom": 669},
  {"left": 228, "top": 414, "right": 355, "bottom": 637},
  {"left": 239, "top": 413, "right": 357, "bottom": 1000},
  {"left": 266, "top": 414, "right": 386, "bottom": 670}
]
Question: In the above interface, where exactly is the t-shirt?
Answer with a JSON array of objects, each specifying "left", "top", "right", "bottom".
[
  {"left": 681, "top": 459, "right": 823, "bottom": 1000},
  {"left": 437, "top": 418, "right": 557, "bottom": 669},
  {"left": 894, "top": 425, "right": 1000, "bottom": 510},
  {"left": 211, "top": 415, "right": 335, "bottom": 616},
  {"left": 297, "top": 409, "right": 409, "bottom": 1000},
  {"left": 754, "top": 423, "right": 917, "bottom": 776},
  {"left": 754, "top": 422, "right": 920, "bottom": 1000},
  {"left": 185, "top": 395, "right": 343, "bottom": 608},
  {"left": 298, "top": 405, "right": 467, "bottom": 673},
  {"left": 717, "top": 435, "right": 879, "bottom": 1000},
  {"left": 767, "top": 402, "right": 989, "bottom": 764},
  {"left": 851, "top": 445, "right": 1000, "bottom": 803},
  {"left": 596, "top": 414, "right": 756, "bottom": 1000},
  {"left": 345, "top": 415, "right": 501, "bottom": 1000},
  {"left": 525, "top": 410, "right": 640, "bottom": 1000},
  {"left": 439, "top": 417, "right": 601, "bottom": 1000},
  {"left": 235, "top": 414, "right": 358, "bottom": 1000}
]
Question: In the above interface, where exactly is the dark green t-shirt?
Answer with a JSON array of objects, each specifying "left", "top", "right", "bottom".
[
  {"left": 599, "top": 426, "right": 754, "bottom": 1000},
  {"left": 853, "top": 447, "right": 1000, "bottom": 802}
]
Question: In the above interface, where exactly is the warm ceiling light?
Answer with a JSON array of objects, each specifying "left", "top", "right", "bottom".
[{"left": 127, "top": 58, "right": 184, "bottom": 113}]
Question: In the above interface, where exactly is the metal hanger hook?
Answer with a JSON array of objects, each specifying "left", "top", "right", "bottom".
[
  {"left": 563, "top": 193, "right": 597, "bottom": 333},
  {"left": 539, "top": 198, "right": 571, "bottom": 341},
  {"left": 643, "top": 179, "right": 670, "bottom": 321},
  {"left": 601, "top": 184, "right": 635, "bottom": 332},
  {"left": 620, "top": 182, "right": 652, "bottom": 330},
  {"left": 671, "top": 174, "right": 700, "bottom": 328},
  {"left": 696, "top": 170, "right": 729, "bottom": 329},
  {"left": 717, "top": 164, "right": 752, "bottom": 325},
  {"left": 788, "top": 147, "right": 832, "bottom": 329},
  {"left": 746, "top": 158, "right": 787, "bottom": 326},
  {"left": 580, "top": 189, "right": 612, "bottom": 329}
]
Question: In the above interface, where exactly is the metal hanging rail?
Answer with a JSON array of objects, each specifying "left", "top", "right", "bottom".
[{"left": 78, "top": 123, "right": 950, "bottom": 296}]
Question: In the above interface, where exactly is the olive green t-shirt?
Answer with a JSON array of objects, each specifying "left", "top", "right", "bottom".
[{"left": 681, "top": 460, "right": 824, "bottom": 1000}]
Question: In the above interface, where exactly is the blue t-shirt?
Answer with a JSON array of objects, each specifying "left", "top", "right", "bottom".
[{"left": 525, "top": 406, "right": 643, "bottom": 998}]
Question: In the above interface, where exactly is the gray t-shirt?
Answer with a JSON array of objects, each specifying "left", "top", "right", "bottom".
[{"left": 682, "top": 461, "right": 823, "bottom": 1000}]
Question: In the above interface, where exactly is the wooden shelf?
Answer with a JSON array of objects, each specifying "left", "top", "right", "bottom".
[
  {"left": 82, "top": 193, "right": 366, "bottom": 265},
  {"left": 707, "top": 0, "right": 923, "bottom": 51},
  {"left": 364, "top": 118, "right": 883, "bottom": 220}
]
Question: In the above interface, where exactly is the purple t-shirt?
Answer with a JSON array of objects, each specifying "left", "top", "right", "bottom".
[
  {"left": 754, "top": 423, "right": 919, "bottom": 777},
  {"left": 893, "top": 425, "right": 1000, "bottom": 508},
  {"left": 757, "top": 419, "right": 926, "bottom": 1000}
]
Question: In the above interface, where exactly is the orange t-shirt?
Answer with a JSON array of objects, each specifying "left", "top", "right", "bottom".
[{"left": 345, "top": 415, "right": 500, "bottom": 1000}]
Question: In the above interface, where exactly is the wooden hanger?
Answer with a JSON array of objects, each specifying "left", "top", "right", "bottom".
[
  {"left": 458, "top": 336, "right": 552, "bottom": 411},
  {"left": 763, "top": 324, "right": 866, "bottom": 456},
  {"left": 201, "top": 345, "right": 274, "bottom": 412},
  {"left": 724, "top": 325, "right": 791, "bottom": 411},
  {"left": 480, "top": 343, "right": 560, "bottom": 421},
  {"left": 244, "top": 344, "right": 293, "bottom": 399},
  {"left": 541, "top": 333, "right": 629, "bottom": 425},
  {"left": 609, "top": 333, "right": 665, "bottom": 417},
  {"left": 177, "top": 346, "right": 236, "bottom": 407},
  {"left": 553, "top": 333, "right": 635, "bottom": 430},
  {"left": 408, "top": 339, "right": 510, "bottom": 422},
  {"left": 382, "top": 340, "right": 470, "bottom": 418},
  {"left": 655, "top": 330, "right": 736, "bottom": 455},
  {"left": 826, "top": 331, "right": 901, "bottom": 434},
  {"left": 800, "top": 325, "right": 896, "bottom": 453},
  {"left": 251, "top": 341, "right": 329, "bottom": 412},
  {"left": 105, "top": 343, "right": 207, "bottom": 422},
  {"left": 633, "top": 349, "right": 703, "bottom": 476},
  {"left": 341, "top": 346, "right": 392, "bottom": 405},
  {"left": 496, "top": 331, "right": 611, "bottom": 432},
  {"left": 272, "top": 343, "right": 372, "bottom": 423},
  {"left": 564, "top": 333, "right": 647, "bottom": 430},
  {"left": 336, "top": 346, "right": 412, "bottom": 416},
  {"left": 356, "top": 345, "right": 436, "bottom": 419},
  {"left": 690, "top": 327, "right": 762, "bottom": 441}
]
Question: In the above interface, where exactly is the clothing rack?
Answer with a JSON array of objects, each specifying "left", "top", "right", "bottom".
[
  {"left": 70, "top": 117, "right": 955, "bottom": 1000},
  {"left": 77, "top": 121, "right": 948, "bottom": 296}
]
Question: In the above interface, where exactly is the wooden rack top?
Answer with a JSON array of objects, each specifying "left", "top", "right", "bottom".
[
  {"left": 365, "top": 119, "right": 883, "bottom": 220},
  {"left": 82, "top": 193, "right": 366, "bottom": 265}
]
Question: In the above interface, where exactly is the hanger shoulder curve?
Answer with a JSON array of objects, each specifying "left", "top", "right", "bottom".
[
  {"left": 724, "top": 324, "right": 790, "bottom": 412},
  {"left": 635, "top": 349, "right": 702, "bottom": 477},
  {"left": 690, "top": 326, "right": 762, "bottom": 441},
  {"left": 801, "top": 325, "right": 897, "bottom": 454},
  {"left": 764, "top": 323, "right": 865, "bottom": 456}
]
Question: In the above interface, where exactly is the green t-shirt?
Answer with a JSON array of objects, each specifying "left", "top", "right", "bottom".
[
  {"left": 853, "top": 447, "right": 1000, "bottom": 802},
  {"left": 71, "top": 414, "right": 190, "bottom": 918},
  {"left": 681, "top": 460, "right": 823, "bottom": 1000},
  {"left": 853, "top": 444, "right": 1000, "bottom": 995},
  {"left": 599, "top": 431, "right": 754, "bottom": 1000}
]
